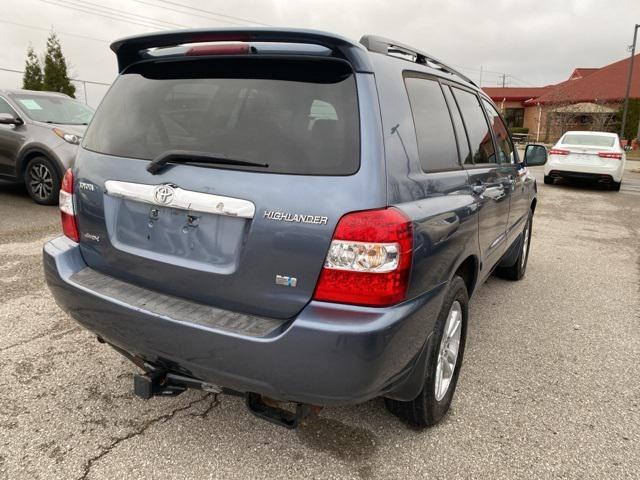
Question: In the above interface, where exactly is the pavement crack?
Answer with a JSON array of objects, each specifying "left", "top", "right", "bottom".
[
  {"left": 0, "top": 326, "right": 79, "bottom": 353},
  {"left": 189, "top": 394, "right": 220, "bottom": 418},
  {"left": 77, "top": 394, "right": 212, "bottom": 480}
]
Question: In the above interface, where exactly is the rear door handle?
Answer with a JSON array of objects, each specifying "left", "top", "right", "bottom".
[{"left": 484, "top": 183, "right": 506, "bottom": 200}]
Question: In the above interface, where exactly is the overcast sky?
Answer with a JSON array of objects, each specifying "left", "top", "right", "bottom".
[{"left": 1, "top": 0, "right": 638, "bottom": 106}]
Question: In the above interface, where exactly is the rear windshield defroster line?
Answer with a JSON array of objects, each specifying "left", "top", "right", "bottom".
[{"left": 82, "top": 57, "right": 361, "bottom": 176}]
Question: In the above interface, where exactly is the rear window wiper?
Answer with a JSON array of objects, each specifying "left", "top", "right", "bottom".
[{"left": 147, "top": 150, "right": 269, "bottom": 174}]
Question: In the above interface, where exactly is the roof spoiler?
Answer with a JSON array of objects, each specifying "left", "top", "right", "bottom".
[
  {"left": 110, "top": 27, "right": 373, "bottom": 73},
  {"left": 359, "top": 35, "right": 476, "bottom": 86}
]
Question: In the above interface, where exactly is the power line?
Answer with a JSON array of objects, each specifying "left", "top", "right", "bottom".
[
  {"left": 133, "top": 0, "right": 249, "bottom": 27},
  {"left": 148, "top": 0, "right": 272, "bottom": 27},
  {"left": 56, "top": 0, "right": 188, "bottom": 29},
  {"left": 36, "top": 0, "right": 180, "bottom": 30},
  {"left": 0, "top": 66, "right": 111, "bottom": 86},
  {"left": 0, "top": 18, "right": 109, "bottom": 43}
]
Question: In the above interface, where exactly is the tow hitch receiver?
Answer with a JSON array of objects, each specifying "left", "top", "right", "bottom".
[
  {"left": 134, "top": 370, "right": 222, "bottom": 399},
  {"left": 245, "top": 392, "right": 314, "bottom": 429}
]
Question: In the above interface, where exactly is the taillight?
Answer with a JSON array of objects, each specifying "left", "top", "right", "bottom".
[
  {"left": 313, "top": 208, "right": 413, "bottom": 307},
  {"left": 598, "top": 152, "right": 622, "bottom": 160},
  {"left": 549, "top": 148, "right": 570, "bottom": 155},
  {"left": 59, "top": 169, "right": 79, "bottom": 242}
]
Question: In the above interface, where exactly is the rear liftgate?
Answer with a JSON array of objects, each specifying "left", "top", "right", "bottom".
[{"left": 101, "top": 28, "right": 376, "bottom": 429}]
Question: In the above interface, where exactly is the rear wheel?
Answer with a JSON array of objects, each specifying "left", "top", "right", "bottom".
[
  {"left": 24, "top": 156, "right": 61, "bottom": 205},
  {"left": 611, "top": 181, "right": 621, "bottom": 191},
  {"left": 496, "top": 210, "right": 532, "bottom": 281},
  {"left": 543, "top": 175, "right": 553, "bottom": 185},
  {"left": 385, "top": 276, "right": 468, "bottom": 427}
]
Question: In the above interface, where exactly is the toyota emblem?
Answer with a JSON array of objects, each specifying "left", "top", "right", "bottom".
[{"left": 153, "top": 185, "right": 175, "bottom": 205}]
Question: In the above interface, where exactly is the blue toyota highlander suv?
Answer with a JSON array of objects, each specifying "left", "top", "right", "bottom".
[{"left": 44, "top": 29, "right": 548, "bottom": 429}]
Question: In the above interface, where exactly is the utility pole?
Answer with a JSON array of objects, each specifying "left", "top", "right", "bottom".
[
  {"left": 620, "top": 23, "right": 639, "bottom": 141},
  {"left": 499, "top": 73, "right": 509, "bottom": 88},
  {"left": 479, "top": 65, "right": 483, "bottom": 87}
]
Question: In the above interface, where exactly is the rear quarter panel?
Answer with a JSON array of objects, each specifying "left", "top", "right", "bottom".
[{"left": 371, "top": 54, "right": 480, "bottom": 299}]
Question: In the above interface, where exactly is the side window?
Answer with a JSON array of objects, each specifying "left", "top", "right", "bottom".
[
  {"left": 0, "top": 98, "right": 16, "bottom": 116},
  {"left": 482, "top": 100, "right": 515, "bottom": 164},
  {"left": 405, "top": 76, "right": 460, "bottom": 172},
  {"left": 442, "top": 86, "right": 471, "bottom": 165},
  {"left": 451, "top": 88, "right": 496, "bottom": 164}
]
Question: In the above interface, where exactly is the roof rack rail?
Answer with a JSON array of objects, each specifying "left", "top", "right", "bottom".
[
  {"left": 359, "top": 35, "right": 476, "bottom": 86},
  {"left": 110, "top": 28, "right": 373, "bottom": 74}
]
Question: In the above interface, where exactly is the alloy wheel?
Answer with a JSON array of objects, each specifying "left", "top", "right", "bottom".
[
  {"left": 435, "top": 300, "right": 462, "bottom": 401},
  {"left": 29, "top": 163, "right": 54, "bottom": 201},
  {"left": 521, "top": 219, "right": 530, "bottom": 269}
]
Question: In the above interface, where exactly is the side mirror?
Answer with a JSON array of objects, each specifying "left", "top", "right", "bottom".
[
  {"left": 523, "top": 144, "right": 547, "bottom": 166},
  {"left": 0, "top": 113, "right": 23, "bottom": 126}
]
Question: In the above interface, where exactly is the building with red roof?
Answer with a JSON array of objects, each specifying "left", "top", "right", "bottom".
[{"left": 483, "top": 53, "right": 640, "bottom": 142}]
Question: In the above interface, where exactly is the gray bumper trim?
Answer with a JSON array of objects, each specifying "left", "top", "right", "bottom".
[{"left": 70, "top": 267, "right": 284, "bottom": 338}]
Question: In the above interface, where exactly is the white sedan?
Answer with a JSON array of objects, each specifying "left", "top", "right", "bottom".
[{"left": 544, "top": 131, "right": 626, "bottom": 191}]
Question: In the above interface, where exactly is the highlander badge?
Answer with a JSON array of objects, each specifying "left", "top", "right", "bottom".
[{"left": 264, "top": 210, "right": 328, "bottom": 225}]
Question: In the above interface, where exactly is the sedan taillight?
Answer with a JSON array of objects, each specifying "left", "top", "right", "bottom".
[
  {"left": 598, "top": 152, "right": 623, "bottom": 160},
  {"left": 549, "top": 148, "right": 570, "bottom": 155},
  {"left": 59, "top": 169, "right": 79, "bottom": 242}
]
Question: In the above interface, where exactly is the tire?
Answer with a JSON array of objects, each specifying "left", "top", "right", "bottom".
[
  {"left": 611, "top": 181, "right": 621, "bottom": 192},
  {"left": 543, "top": 175, "right": 553, "bottom": 185},
  {"left": 24, "top": 156, "right": 61, "bottom": 205},
  {"left": 385, "top": 276, "right": 468, "bottom": 428},
  {"left": 496, "top": 210, "right": 533, "bottom": 281}
]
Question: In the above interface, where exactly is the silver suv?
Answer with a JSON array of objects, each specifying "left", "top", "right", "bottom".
[{"left": 0, "top": 89, "right": 94, "bottom": 204}]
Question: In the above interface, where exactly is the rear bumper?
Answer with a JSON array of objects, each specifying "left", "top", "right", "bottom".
[
  {"left": 544, "top": 160, "right": 623, "bottom": 182},
  {"left": 44, "top": 236, "right": 445, "bottom": 406}
]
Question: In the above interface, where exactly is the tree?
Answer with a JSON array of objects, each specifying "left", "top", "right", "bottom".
[
  {"left": 618, "top": 98, "right": 640, "bottom": 141},
  {"left": 42, "top": 30, "right": 76, "bottom": 98},
  {"left": 22, "top": 45, "right": 44, "bottom": 91}
]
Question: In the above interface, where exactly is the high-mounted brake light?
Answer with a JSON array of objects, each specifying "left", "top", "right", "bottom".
[
  {"left": 549, "top": 148, "right": 570, "bottom": 156},
  {"left": 59, "top": 169, "right": 79, "bottom": 242},
  {"left": 186, "top": 43, "right": 252, "bottom": 56},
  {"left": 598, "top": 152, "right": 622, "bottom": 160},
  {"left": 313, "top": 208, "right": 413, "bottom": 307}
]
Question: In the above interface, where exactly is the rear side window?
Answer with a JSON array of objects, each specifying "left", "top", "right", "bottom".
[
  {"left": 405, "top": 76, "right": 460, "bottom": 172},
  {"left": 452, "top": 88, "right": 496, "bottom": 164},
  {"left": 482, "top": 100, "right": 514, "bottom": 163},
  {"left": 442, "top": 86, "right": 472, "bottom": 165},
  {"left": 83, "top": 58, "right": 360, "bottom": 175}
]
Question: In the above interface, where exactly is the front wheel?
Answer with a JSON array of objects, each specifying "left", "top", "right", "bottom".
[
  {"left": 24, "top": 156, "right": 61, "bottom": 205},
  {"left": 385, "top": 276, "right": 468, "bottom": 427}
]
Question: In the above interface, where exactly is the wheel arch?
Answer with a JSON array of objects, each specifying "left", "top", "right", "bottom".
[
  {"left": 453, "top": 255, "right": 479, "bottom": 297},
  {"left": 17, "top": 147, "right": 64, "bottom": 180}
]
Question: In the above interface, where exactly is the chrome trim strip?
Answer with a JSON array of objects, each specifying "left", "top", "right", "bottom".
[{"left": 104, "top": 180, "right": 255, "bottom": 219}]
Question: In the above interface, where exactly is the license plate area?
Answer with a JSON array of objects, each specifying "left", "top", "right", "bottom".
[{"left": 104, "top": 195, "right": 248, "bottom": 274}]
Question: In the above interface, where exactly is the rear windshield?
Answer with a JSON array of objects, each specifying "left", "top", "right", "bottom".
[
  {"left": 561, "top": 134, "right": 616, "bottom": 148},
  {"left": 83, "top": 58, "right": 360, "bottom": 175}
]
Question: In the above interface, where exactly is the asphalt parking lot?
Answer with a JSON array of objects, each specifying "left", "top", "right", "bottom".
[{"left": 1, "top": 163, "right": 639, "bottom": 480}]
